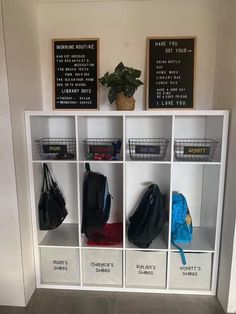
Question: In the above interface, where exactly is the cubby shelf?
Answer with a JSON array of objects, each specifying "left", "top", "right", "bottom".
[
  {"left": 170, "top": 227, "right": 215, "bottom": 252},
  {"left": 81, "top": 234, "right": 123, "bottom": 250},
  {"left": 25, "top": 110, "right": 228, "bottom": 295},
  {"left": 125, "top": 230, "right": 168, "bottom": 251},
  {"left": 39, "top": 223, "right": 79, "bottom": 247}
]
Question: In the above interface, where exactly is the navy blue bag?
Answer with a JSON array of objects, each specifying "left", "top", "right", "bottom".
[
  {"left": 128, "top": 184, "right": 167, "bottom": 248},
  {"left": 81, "top": 163, "right": 111, "bottom": 239}
]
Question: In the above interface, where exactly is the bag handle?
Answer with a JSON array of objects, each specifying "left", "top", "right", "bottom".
[
  {"left": 41, "top": 163, "right": 50, "bottom": 192},
  {"left": 43, "top": 163, "right": 55, "bottom": 190},
  {"left": 85, "top": 163, "right": 90, "bottom": 172}
]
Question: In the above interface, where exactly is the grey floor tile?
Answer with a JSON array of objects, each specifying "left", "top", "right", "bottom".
[
  {"left": 0, "top": 289, "right": 226, "bottom": 314},
  {"left": 117, "top": 293, "right": 178, "bottom": 314},
  {"left": 0, "top": 307, "right": 27, "bottom": 314}
]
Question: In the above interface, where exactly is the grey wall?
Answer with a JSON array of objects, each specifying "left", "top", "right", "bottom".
[{"left": 213, "top": 0, "right": 236, "bottom": 312}]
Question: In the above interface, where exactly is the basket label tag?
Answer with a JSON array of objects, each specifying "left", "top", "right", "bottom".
[
  {"left": 184, "top": 146, "right": 210, "bottom": 155},
  {"left": 42, "top": 144, "right": 67, "bottom": 154},
  {"left": 135, "top": 145, "right": 160, "bottom": 154}
]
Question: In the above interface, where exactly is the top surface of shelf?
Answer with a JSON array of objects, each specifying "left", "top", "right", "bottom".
[
  {"left": 39, "top": 223, "right": 79, "bottom": 247},
  {"left": 25, "top": 110, "right": 229, "bottom": 117}
]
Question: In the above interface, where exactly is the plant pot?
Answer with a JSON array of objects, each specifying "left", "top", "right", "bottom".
[{"left": 115, "top": 92, "right": 135, "bottom": 111}]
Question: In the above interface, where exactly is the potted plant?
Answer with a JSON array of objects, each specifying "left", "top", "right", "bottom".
[{"left": 99, "top": 62, "right": 143, "bottom": 110}]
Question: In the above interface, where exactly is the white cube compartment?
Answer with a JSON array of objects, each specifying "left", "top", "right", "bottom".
[
  {"left": 79, "top": 162, "right": 123, "bottom": 248},
  {"left": 126, "top": 250, "right": 166, "bottom": 288},
  {"left": 33, "top": 163, "right": 79, "bottom": 245},
  {"left": 82, "top": 249, "right": 122, "bottom": 287},
  {"left": 171, "top": 164, "right": 220, "bottom": 251},
  {"left": 126, "top": 163, "right": 170, "bottom": 250},
  {"left": 30, "top": 115, "right": 76, "bottom": 161},
  {"left": 125, "top": 116, "right": 172, "bottom": 161},
  {"left": 77, "top": 116, "right": 123, "bottom": 161},
  {"left": 40, "top": 247, "right": 80, "bottom": 285},
  {"left": 169, "top": 252, "right": 212, "bottom": 290},
  {"left": 174, "top": 115, "right": 223, "bottom": 162}
]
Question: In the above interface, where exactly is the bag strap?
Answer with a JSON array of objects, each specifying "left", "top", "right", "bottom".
[
  {"left": 42, "top": 163, "right": 50, "bottom": 192},
  {"left": 171, "top": 240, "right": 187, "bottom": 265},
  {"left": 85, "top": 162, "right": 90, "bottom": 172},
  {"left": 44, "top": 163, "right": 57, "bottom": 188},
  {"left": 43, "top": 163, "right": 55, "bottom": 190}
]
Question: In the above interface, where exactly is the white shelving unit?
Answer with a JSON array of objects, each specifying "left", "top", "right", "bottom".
[{"left": 25, "top": 110, "right": 228, "bottom": 295}]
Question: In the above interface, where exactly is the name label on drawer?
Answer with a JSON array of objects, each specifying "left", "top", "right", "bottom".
[
  {"left": 52, "top": 259, "right": 69, "bottom": 271},
  {"left": 135, "top": 145, "right": 160, "bottom": 154},
  {"left": 179, "top": 265, "right": 202, "bottom": 277},
  {"left": 136, "top": 264, "right": 157, "bottom": 276},
  {"left": 43, "top": 144, "right": 67, "bottom": 154},
  {"left": 90, "top": 262, "right": 114, "bottom": 273},
  {"left": 183, "top": 146, "right": 210, "bottom": 155}
]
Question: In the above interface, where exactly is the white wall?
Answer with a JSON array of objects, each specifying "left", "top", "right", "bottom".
[
  {"left": 38, "top": 0, "right": 219, "bottom": 110},
  {"left": 1, "top": 0, "right": 236, "bottom": 308},
  {"left": 0, "top": 1, "right": 25, "bottom": 306},
  {"left": 0, "top": 0, "right": 43, "bottom": 306},
  {"left": 213, "top": 0, "right": 236, "bottom": 312}
]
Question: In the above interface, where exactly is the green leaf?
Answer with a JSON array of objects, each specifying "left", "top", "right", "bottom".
[
  {"left": 124, "top": 85, "right": 136, "bottom": 98},
  {"left": 132, "top": 69, "right": 141, "bottom": 78},
  {"left": 136, "top": 79, "right": 144, "bottom": 86},
  {"left": 107, "top": 73, "right": 120, "bottom": 86},
  {"left": 108, "top": 87, "right": 119, "bottom": 104},
  {"left": 98, "top": 72, "right": 109, "bottom": 86},
  {"left": 126, "top": 75, "right": 137, "bottom": 85},
  {"left": 115, "top": 62, "right": 125, "bottom": 74}
]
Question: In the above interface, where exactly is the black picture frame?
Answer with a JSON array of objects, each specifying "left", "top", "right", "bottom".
[
  {"left": 53, "top": 38, "right": 99, "bottom": 110},
  {"left": 146, "top": 37, "right": 195, "bottom": 110}
]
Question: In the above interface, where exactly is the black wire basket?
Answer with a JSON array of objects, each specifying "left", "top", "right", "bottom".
[
  {"left": 83, "top": 138, "right": 122, "bottom": 161},
  {"left": 35, "top": 138, "right": 76, "bottom": 160},
  {"left": 174, "top": 138, "right": 218, "bottom": 161},
  {"left": 128, "top": 138, "right": 169, "bottom": 161}
]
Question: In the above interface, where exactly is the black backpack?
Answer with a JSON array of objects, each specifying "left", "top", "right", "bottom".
[
  {"left": 81, "top": 163, "right": 111, "bottom": 238},
  {"left": 128, "top": 184, "right": 167, "bottom": 248}
]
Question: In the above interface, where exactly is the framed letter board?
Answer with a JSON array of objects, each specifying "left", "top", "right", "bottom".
[
  {"left": 146, "top": 37, "right": 195, "bottom": 109},
  {"left": 53, "top": 38, "right": 99, "bottom": 110}
]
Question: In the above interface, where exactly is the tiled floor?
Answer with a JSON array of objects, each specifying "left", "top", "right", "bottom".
[{"left": 0, "top": 289, "right": 225, "bottom": 314}]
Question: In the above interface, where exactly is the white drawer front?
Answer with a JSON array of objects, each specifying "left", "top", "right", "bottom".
[
  {"left": 40, "top": 247, "right": 80, "bottom": 285},
  {"left": 169, "top": 252, "right": 212, "bottom": 290},
  {"left": 82, "top": 249, "right": 122, "bottom": 287},
  {"left": 126, "top": 250, "right": 166, "bottom": 288}
]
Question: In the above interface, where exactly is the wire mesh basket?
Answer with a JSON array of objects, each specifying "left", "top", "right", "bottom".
[
  {"left": 35, "top": 138, "right": 76, "bottom": 160},
  {"left": 174, "top": 138, "right": 218, "bottom": 161},
  {"left": 83, "top": 138, "right": 122, "bottom": 160},
  {"left": 128, "top": 138, "right": 169, "bottom": 161}
]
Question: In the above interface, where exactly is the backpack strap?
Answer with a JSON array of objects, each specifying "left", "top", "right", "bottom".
[
  {"left": 85, "top": 162, "right": 90, "bottom": 172},
  {"left": 171, "top": 240, "right": 187, "bottom": 265}
]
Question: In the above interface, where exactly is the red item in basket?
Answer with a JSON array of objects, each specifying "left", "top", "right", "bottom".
[{"left": 87, "top": 223, "right": 123, "bottom": 246}]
